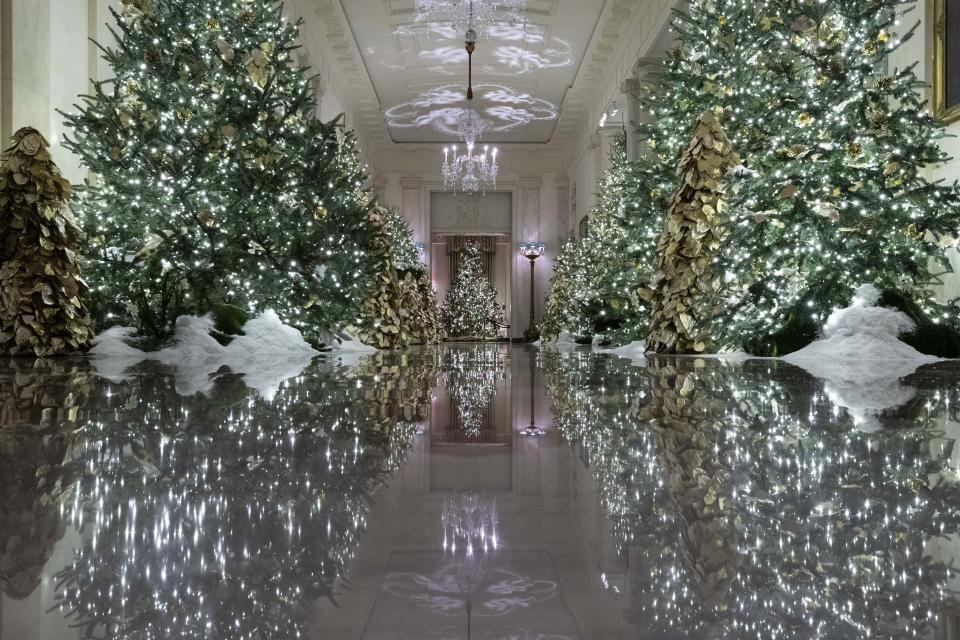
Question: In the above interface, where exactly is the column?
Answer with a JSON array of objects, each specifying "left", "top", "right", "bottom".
[
  {"left": 1, "top": 0, "right": 106, "bottom": 182},
  {"left": 620, "top": 78, "right": 642, "bottom": 163},
  {"left": 400, "top": 176, "right": 424, "bottom": 242},
  {"left": 371, "top": 176, "right": 387, "bottom": 206},
  {"left": 555, "top": 177, "right": 570, "bottom": 243}
]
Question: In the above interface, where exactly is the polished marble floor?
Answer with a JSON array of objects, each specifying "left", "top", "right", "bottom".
[{"left": 1, "top": 345, "right": 959, "bottom": 639}]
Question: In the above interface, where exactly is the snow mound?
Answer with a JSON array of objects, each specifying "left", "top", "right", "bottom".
[
  {"left": 782, "top": 284, "right": 939, "bottom": 430},
  {"left": 540, "top": 332, "right": 582, "bottom": 352},
  {"left": 90, "top": 311, "right": 319, "bottom": 399},
  {"left": 783, "top": 284, "right": 938, "bottom": 373},
  {"left": 603, "top": 341, "right": 647, "bottom": 366},
  {"left": 330, "top": 330, "right": 377, "bottom": 354}
]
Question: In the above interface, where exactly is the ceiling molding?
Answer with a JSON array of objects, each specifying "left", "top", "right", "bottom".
[{"left": 293, "top": 0, "right": 667, "bottom": 172}]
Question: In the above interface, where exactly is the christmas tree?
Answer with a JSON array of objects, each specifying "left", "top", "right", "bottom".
[
  {"left": 62, "top": 0, "right": 382, "bottom": 347},
  {"left": 382, "top": 207, "right": 441, "bottom": 345},
  {"left": 257, "top": 115, "right": 384, "bottom": 346},
  {"left": 616, "top": 0, "right": 960, "bottom": 355},
  {"left": 0, "top": 128, "right": 93, "bottom": 356},
  {"left": 351, "top": 206, "right": 440, "bottom": 348},
  {"left": 382, "top": 206, "right": 421, "bottom": 272},
  {"left": 541, "top": 139, "right": 662, "bottom": 343},
  {"left": 439, "top": 241, "right": 503, "bottom": 339}
]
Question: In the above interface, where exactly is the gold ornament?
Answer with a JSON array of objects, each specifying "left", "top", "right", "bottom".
[{"left": 796, "top": 112, "right": 813, "bottom": 127}]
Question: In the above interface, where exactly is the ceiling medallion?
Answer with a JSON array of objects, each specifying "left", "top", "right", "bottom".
[{"left": 416, "top": 0, "right": 526, "bottom": 40}]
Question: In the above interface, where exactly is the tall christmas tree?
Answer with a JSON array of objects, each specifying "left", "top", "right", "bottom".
[
  {"left": 62, "top": 0, "right": 382, "bottom": 347},
  {"left": 0, "top": 128, "right": 93, "bottom": 356},
  {"left": 439, "top": 241, "right": 503, "bottom": 339},
  {"left": 618, "top": 0, "right": 960, "bottom": 355},
  {"left": 541, "top": 139, "right": 661, "bottom": 343}
]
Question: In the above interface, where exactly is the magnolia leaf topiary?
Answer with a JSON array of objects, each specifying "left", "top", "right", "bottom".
[{"left": 0, "top": 128, "right": 93, "bottom": 356}]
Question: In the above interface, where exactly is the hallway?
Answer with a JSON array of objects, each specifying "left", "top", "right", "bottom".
[{"left": 2, "top": 345, "right": 959, "bottom": 639}]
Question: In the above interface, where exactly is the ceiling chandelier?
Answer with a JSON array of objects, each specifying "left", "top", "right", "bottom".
[
  {"left": 416, "top": 0, "right": 526, "bottom": 40},
  {"left": 442, "top": 26, "right": 498, "bottom": 194}
]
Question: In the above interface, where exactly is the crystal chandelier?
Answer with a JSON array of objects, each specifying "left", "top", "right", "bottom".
[
  {"left": 443, "top": 142, "right": 498, "bottom": 194},
  {"left": 440, "top": 20, "right": 498, "bottom": 194},
  {"left": 416, "top": 0, "right": 526, "bottom": 40},
  {"left": 457, "top": 107, "right": 485, "bottom": 146}
]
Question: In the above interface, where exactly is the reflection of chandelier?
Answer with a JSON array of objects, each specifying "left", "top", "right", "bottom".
[
  {"left": 416, "top": 0, "right": 526, "bottom": 40},
  {"left": 443, "top": 142, "right": 498, "bottom": 195},
  {"left": 442, "top": 493, "right": 499, "bottom": 556}
]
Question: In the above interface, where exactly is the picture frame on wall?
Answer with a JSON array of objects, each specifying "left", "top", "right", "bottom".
[{"left": 934, "top": 0, "right": 960, "bottom": 123}]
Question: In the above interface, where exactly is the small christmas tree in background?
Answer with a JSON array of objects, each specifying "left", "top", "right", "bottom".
[
  {"left": 440, "top": 241, "right": 503, "bottom": 339},
  {"left": 618, "top": 0, "right": 960, "bottom": 355},
  {"left": 0, "top": 128, "right": 93, "bottom": 356},
  {"left": 382, "top": 206, "right": 421, "bottom": 272}
]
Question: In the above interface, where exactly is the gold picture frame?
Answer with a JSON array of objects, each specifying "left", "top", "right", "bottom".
[{"left": 934, "top": 0, "right": 960, "bottom": 123}]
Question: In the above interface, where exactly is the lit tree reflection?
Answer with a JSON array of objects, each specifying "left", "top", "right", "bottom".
[
  {"left": 544, "top": 350, "right": 960, "bottom": 639},
  {"left": 51, "top": 353, "right": 436, "bottom": 640}
]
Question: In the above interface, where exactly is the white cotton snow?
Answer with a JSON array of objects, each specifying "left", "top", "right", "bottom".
[
  {"left": 782, "top": 284, "right": 940, "bottom": 430},
  {"left": 603, "top": 340, "right": 647, "bottom": 366},
  {"left": 90, "top": 310, "right": 319, "bottom": 399},
  {"left": 329, "top": 330, "right": 377, "bottom": 354},
  {"left": 540, "top": 332, "right": 582, "bottom": 352},
  {"left": 783, "top": 284, "right": 938, "bottom": 371}
]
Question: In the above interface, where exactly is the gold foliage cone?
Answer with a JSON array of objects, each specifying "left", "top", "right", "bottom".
[
  {"left": 0, "top": 128, "right": 93, "bottom": 356},
  {"left": 637, "top": 358, "right": 741, "bottom": 605},
  {"left": 353, "top": 207, "right": 440, "bottom": 349},
  {"left": 0, "top": 359, "right": 91, "bottom": 598},
  {"left": 645, "top": 112, "right": 739, "bottom": 354}
]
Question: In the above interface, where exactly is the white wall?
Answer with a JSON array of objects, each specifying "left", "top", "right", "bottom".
[
  {"left": 0, "top": 0, "right": 110, "bottom": 183},
  {"left": 887, "top": 2, "right": 960, "bottom": 302}
]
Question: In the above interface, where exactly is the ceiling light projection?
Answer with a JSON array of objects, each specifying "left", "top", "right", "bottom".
[
  {"left": 390, "top": 23, "right": 574, "bottom": 74},
  {"left": 384, "top": 83, "right": 558, "bottom": 137},
  {"left": 415, "top": 0, "right": 526, "bottom": 41}
]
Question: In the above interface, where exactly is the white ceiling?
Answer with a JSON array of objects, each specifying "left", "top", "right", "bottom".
[{"left": 340, "top": 0, "right": 608, "bottom": 145}]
